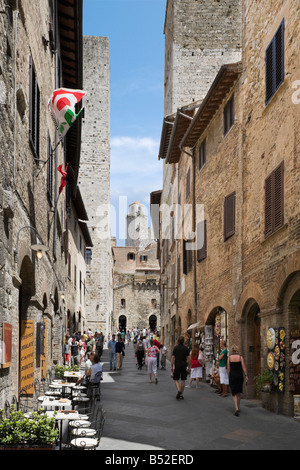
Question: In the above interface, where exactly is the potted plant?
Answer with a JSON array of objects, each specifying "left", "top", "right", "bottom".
[
  {"left": 0, "top": 407, "right": 59, "bottom": 450},
  {"left": 254, "top": 370, "right": 274, "bottom": 393}
]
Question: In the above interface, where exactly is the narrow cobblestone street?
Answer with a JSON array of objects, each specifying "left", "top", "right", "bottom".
[{"left": 97, "top": 343, "right": 300, "bottom": 451}]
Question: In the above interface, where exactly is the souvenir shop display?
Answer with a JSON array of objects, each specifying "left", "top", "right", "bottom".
[{"left": 267, "top": 327, "right": 285, "bottom": 393}]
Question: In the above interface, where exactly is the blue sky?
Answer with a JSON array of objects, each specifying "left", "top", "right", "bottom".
[{"left": 83, "top": 0, "right": 166, "bottom": 242}]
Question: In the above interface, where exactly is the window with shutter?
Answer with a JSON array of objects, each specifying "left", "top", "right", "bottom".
[
  {"left": 197, "top": 220, "right": 207, "bottom": 262},
  {"left": 265, "top": 19, "right": 285, "bottom": 105},
  {"left": 199, "top": 139, "right": 206, "bottom": 170},
  {"left": 186, "top": 168, "right": 191, "bottom": 200},
  {"left": 47, "top": 133, "right": 53, "bottom": 206},
  {"left": 29, "top": 56, "right": 40, "bottom": 161},
  {"left": 264, "top": 161, "right": 284, "bottom": 237},
  {"left": 224, "top": 96, "right": 235, "bottom": 135},
  {"left": 183, "top": 240, "right": 192, "bottom": 275},
  {"left": 224, "top": 192, "right": 236, "bottom": 240}
]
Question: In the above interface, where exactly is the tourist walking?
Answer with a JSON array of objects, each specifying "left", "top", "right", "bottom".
[
  {"left": 227, "top": 345, "right": 248, "bottom": 416},
  {"left": 136, "top": 337, "right": 145, "bottom": 370},
  {"left": 171, "top": 336, "right": 190, "bottom": 400},
  {"left": 218, "top": 340, "right": 229, "bottom": 397},
  {"left": 108, "top": 334, "right": 117, "bottom": 371},
  {"left": 70, "top": 335, "right": 80, "bottom": 367},
  {"left": 186, "top": 344, "right": 205, "bottom": 389},
  {"left": 147, "top": 339, "right": 160, "bottom": 383},
  {"left": 116, "top": 334, "right": 125, "bottom": 370},
  {"left": 160, "top": 344, "right": 167, "bottom": 370}
]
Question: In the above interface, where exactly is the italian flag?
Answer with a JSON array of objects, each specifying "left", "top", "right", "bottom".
[{"left": 49, "top": 88, "right": 86, "bottom": 139}]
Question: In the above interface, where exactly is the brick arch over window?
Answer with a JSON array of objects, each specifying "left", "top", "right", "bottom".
[
  {"left": 271, "top": 251, "right": 300, "bottom": 308},
  {"left": 236, "top": 281, "right": 265, "bottom": 324}
]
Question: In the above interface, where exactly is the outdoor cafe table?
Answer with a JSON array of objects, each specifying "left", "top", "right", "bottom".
[
  {"left": 54, "top": 410, "right": 80, "bottom": 450},
  {"left": 64, "top": 371, "right": 81, "bottom": 381},
  {"left": 50, "top": 381, "right": 76, "bottom": 398},
  {"left": 40, "top": 397, "right": 72, "bottom": 411}
]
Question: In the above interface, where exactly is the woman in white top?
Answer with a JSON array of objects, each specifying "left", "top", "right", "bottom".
[{"left": 147, "top": 339, "right": 160, "bottom": 384}]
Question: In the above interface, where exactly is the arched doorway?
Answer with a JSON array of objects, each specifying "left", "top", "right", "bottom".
[
  {"left": 119, "top": 315, "right": 127, "bottom": 332},
  {"left": 241, "top": 299, "right": 261, "bottom": 399},
  {"left": 149, "top": 314, "right": 157, "bottom": 332}
]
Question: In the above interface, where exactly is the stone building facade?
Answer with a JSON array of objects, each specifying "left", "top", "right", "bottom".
[
  {"left": 78, "top": 36, "right": 113, "bottom": 336},
  {"left": 0, "top": 0, "right": 90, "bottom": 407},
  {"left": 112, "top": 203, "right": 160, "bottom": 334},
  {"left": 155, "top": 0, "right": 300, "bottom": 416},
  {"left": 157, "top": 0, "right": 242, "bottom": 352}
]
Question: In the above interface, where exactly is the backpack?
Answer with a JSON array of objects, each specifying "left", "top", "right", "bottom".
[{"left": 138, "top": 341, "right": 144, "bottom": 351}]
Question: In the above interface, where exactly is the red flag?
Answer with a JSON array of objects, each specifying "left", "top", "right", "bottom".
[{"left": 57, "top": 163, "right": 69, "bottom": 194}]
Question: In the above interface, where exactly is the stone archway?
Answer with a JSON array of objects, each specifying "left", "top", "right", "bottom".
[{"left": 241, "top": 298, "right": 261, "bottom": 399}]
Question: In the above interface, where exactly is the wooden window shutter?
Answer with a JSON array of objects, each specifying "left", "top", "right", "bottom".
[
  {"left": 224, "top": 192, "right": 236, "bottom": 240},
  {"left": 265, "top": 19, "right": 284, "bottom": 104},
  {"left": 197, "top": 220, "right": 207, "bottom": 262},
  {"left": 29, "top": 56, "right": 40, "bottom": 160},
  {"left": 265, "top": 42, "right": 274, "bottom": 104},
  {"left": 264, "top": 173, "right": 273, "bottom": 237},
  {"left": 274, "top": 162, "right": 284, "bottom": 231},
  {"left": 47, "top": 133, "right": 53, "bottom": 206},
  {"left": 275, "top": 20, "right": 284, "bottom": 89},
  {"left": 183, "top": 240, "right": 187, "bottom": 275},
  {"left": 186, "top": 168, "right": 191, "bottom": 200},
  {"left": 199, "top": 139, "right": 206, "bottom": 170},
  {"left": 265, "top": 161, "right": 284, "bottom": 237}
]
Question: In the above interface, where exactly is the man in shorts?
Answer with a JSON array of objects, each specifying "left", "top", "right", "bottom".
[{"left": 171, "top": 336, "right": 190, "bottom": 400}]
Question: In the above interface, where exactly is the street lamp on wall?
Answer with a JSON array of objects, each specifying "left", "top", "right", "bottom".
[
  {"left": 50, "top": 279, "right": 65, "bottom": 302},
  {"left": 14, "top": 225, "right": 49, "bottom": 264}
]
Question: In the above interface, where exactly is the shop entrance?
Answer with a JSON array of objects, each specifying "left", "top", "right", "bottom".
[
  {"left": 118, "top": 315, "right": 127, "bottom": 332},
  {"left": 242, "top": 300, "right": 261, "bottom": 399},
  {"left": 149, "top": 314, "right": 157, "bottom": 332}
]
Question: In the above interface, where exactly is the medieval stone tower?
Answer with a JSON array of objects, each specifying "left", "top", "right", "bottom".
[
  {"left": 126, "top": 201, "right": 153, "bottom": 251},
  {"left": 79, "top": 36, "right": 112, "bottom": 335},
  {"left": 164, "top": 0, "right": 242, "bottom": 116}
]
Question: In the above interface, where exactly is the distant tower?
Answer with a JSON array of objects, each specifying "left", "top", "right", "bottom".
[{"left": 126, "top": 202, "right": 152, "bottom": 251}]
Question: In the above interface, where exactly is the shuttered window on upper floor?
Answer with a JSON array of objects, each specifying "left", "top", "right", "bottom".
[
  {"left": 47, "top": 133, "right": 53, "bottom": 206},
  {"left": 29, "top": 56, "right": 40, "bottom": 161},
  {"left": 224, "top": 192, "right": 236, "bottom": 241},
  {"left": 197, "top": 220, "right": 207, "bottom": 262},
  {"left": 264, "top": 161, "right": 284, "bottom": 238},
  {"left": 199, "top": 139, "right": 206, "bottom": 170},
  {"left": 265, "top": 19, "right": 285, "bottom": 105},
  {"left": 224, "top": 95, "right": 235, "bottom": 135},
  {"left": 183, "top": 239, "right": 193, "bottom": 275}
]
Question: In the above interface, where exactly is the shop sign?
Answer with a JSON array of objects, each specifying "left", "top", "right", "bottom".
[
  {"left": 20, "top": 320, "right": 35, "bottom": 394},
  {"left": 267, "top": 327, "right": 285, "bottom": 392},
  {"left": 289, "top": 329, "right": 300, "bottom": 394}
]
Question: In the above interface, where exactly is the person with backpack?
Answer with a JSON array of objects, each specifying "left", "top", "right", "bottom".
[{"left": 136, "top": 337, "right": 145, "bottom": 370}]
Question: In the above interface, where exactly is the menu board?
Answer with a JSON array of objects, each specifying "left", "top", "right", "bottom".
[
  {"left": 267, "top": 327, "right": 285, "bottom": 393},
  {"left": 20, "top": 320, "right": 35, "bottom": 394}
]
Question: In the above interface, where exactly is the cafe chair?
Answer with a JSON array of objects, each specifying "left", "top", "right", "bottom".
[
  {"left": 69, "top": 408, "right": 105, "bottom": 450},
  {"left": 86, "top": 371, "right": 102, "bottom": 402}
]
